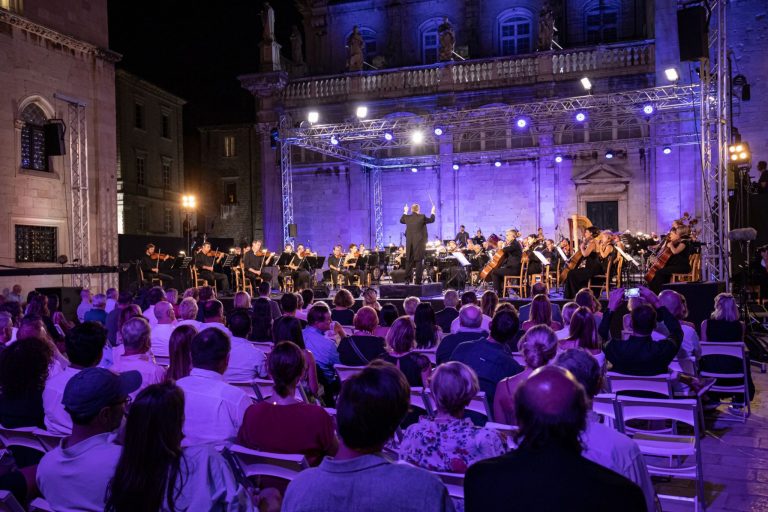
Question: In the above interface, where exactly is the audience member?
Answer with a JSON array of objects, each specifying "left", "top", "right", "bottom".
[
  {"left": 183, "top": 287, "right": 199, "bottom": 301},
  {"left": 105, "top": 292, "right": 133, "bottom": 347},
  {"left": 373, "top": 303, "right": 398, "bottom": 338},
  {"left": 43, "top": 322, "right": 108, "bottom": 435},
  {"left": 556, "top": 349, "right": 657, "bottom": 512},
  {"left": 559, "top": 307, "right": 604, "bottom": 367},
  {"left": 143, "top": 286, "right": 167, "bottom": 327},
  {"left": 575, "top": 288, "right": 603, "bottom": 323},
  {"left": 0, "top": 312, "right": 14, "bottom": 350},
  {"left": 379, "top": 317, "right": 431, "bottom": 388},
  {"left": 521, "top": 294, "right": 563, "bottom": 332},
  {"left": 282, "top": 362, "right": 453, "bottom": 512},
  {"left": 403, "top": 296, "right": 421, "bottom": 320},
  {"left": 399, "top": 361, "right": 505, "bottom": 472},
  {"left": 166, "top": 324, "right": 197, "bottom": 382},
  {"left": 111, "top": 317, "right": 166, "bottom": 397},
  {"left": 414, "top": 302, "right": 441, "bottom": 349},
  {"left": 224, "top": 310, "right": 267, "bottom": 382},
  {"left": 165, "top": 288, "right": 179, "bottom": 316},
  {"left": 331, "top": 289, "right": 356, "bottom": 325},
  {"left": 450, "top": 292, "right": 491, "bottom": 333},
  {"left": 76, "top": 289, "right": 92, "bottom": 323},
  {"left": 6, "top": 284, "right": 22, "bottom": 304},
  {"left": 518, "top": 282, "right": 563, "bottom": 324},
  {"left": 149, "top": 300, "right": 177, "bottom": 357},
  {"left": 84, "top": 294, "right": 108, "bottom": 325},
  {"left": 250, "top": 297, "right": 274, "bottom": 341},
  {"left": 104, "top": 288, "right": 118, "bottom": 314},
  {"left": 464, "top": 366, "right": 646, "bottom": 512},
  {"left": 302, "top": 304, "right": 341, "bottom": 389},
  {"left": 233, "top": 291, "right": 252, "bottom": 311},
  {"left": 37, "top": 368, "right": 140, "bottom": 512},
  {"left": 554, "top": 301, "right": 578, "bottom": 339},
  {"left": 176, "top": 297, "right": 202, "bottom": 330},
  {"left": 362, "top": 287, "right": 382, "bottom": 312},
  {"left": 658, "top": 290, "right": 700, "bottom": 374},
  {"left": 493, "top": 325, "right": 558, "bottom": 425},
  {"left": 449, "top": 309, "right": 524, "bottom": 404},
  {"left": 257, "top": 281, "right": 282, "bottom": 320},
  {"left": 199, "top": 299, "right": 233, "bottom": 337},
  {"left": 175, "top": 328, "right": 250, "bottom": 446},
  {"left": 104, "top": 382, "right": 255, "bottom": 511},
  {"left": 116, "top": 304, "right": 143, "bottom": 347},
  {"left": 297, "top": 289, "right": 315, "bottom": 321},
  {"left": 435, "top": 290, "right": 460, "bottom": 334},
  {"left": 436, "top": 305, "right": 487, "bottom": 365},
  {"left": 272, "top": 315, "right": 319, "bottom": 397},
  {"left": 280, "top": 292, "right": 299, "bottom": 318},
  {"left": 338, "top": 306, "right": 387, "bottom": 366}
]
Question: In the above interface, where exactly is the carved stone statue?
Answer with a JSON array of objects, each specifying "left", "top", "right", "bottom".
[
  {"left": 290, "top": 25, "right": 304, "bottom": 64},
  {"left": 538, "top": 3, "right": 556, "bottom": 51},
  {"left": 347, "top": 25, "right": 364, "bottom": 71},
  {"left": 438, "top": 17, "right": 455, "bottom": 62},
  {"left": 261, "top": 2, "right": 276, "bottom": 43}
]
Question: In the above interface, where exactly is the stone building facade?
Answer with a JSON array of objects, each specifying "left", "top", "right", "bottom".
[
  {"left": 0, "top": 1, "right": 119, "bottom": 292},
  {"left": 116, "top": 70, "right": 185, "bottom": 237}
]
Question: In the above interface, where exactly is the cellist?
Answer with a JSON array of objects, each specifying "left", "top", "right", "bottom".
[
  {"left": 563, "top": 226, "right": 602, "bottom": 299},
  {"left": 646, "top": 226, "right": 691, "bottom": 293},
  {"left": 490, "top": 229, "right": 523, "bottom": 293}
]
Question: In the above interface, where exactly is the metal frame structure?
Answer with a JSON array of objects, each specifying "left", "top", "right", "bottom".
[
  {"left": 279, "top": 113, "right": 295, "bottom": 246},
  {"left": 65, "top": 98, "right": 91, "bottom": 289}
]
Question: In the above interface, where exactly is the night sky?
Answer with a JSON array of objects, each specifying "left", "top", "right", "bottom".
[{"left": 107, "top": 0, "right": 301, "bottom": 134}]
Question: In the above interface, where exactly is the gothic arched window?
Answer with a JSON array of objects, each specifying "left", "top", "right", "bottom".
[{"left": 20, "top": 103, "right": 49, "bottom": 172}]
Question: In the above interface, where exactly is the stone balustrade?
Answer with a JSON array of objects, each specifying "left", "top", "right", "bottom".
[{"left": 282, "top": 40, "right": 654, "bottom": 107}]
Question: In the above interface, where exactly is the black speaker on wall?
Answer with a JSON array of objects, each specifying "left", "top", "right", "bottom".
[
  {"left": 43, "top": 121, "right": 66, "bottom": 156},
  {"left": 677, "top": 6, "right": 708, "bottom": 61},
  {"left": 288, "top": 224, "right": 297, "bottom": 238}
]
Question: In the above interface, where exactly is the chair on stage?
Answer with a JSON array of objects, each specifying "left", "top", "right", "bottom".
[
  {"left": 191, "top": 266, "right": 216, "bottom": 293},
  {"left": 502, "top": 261, "right": 528, "bottom": 299},
  {"left": 588, "top": 257, "right": 618, "bottom": 299},
  {"left": 136, "top": 266, "right": 162, "bottom": 288},
  {"left": 670, "top": 253, "right": 702, "bottom": 283}
]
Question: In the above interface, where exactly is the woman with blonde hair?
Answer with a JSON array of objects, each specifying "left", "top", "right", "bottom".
[
  {"left": 521, "top": 295, "right": 562, "bottom": 331},
  {"left": 554, "top": 302, "right": 578, "bottom": 340},
  {"left": 399, "top": 361, "right": 505, "bottom": 473},
  {"left": 493, "top": 325, "right": 558, "bottom": 425},
  {"left": 378, "top": 316, "right": 431, "bottom": 388}
]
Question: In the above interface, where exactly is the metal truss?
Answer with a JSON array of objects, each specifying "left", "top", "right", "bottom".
[
  {"left": 65, "top": 100, "right": 91, "bottom": 289},
  {"left": 370, "top": 166, "right": 383, "bottom": 249},
  {"left": 279, "top": 113, "right": 295, "bottom": 247},
  {"left": 698, "top": 0, "right": 730, "bottom": 286}
]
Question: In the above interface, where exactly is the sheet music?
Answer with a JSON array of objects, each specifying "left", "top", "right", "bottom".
[
  {"left": 556, "top": 246, "right": 568, "bottom": 261},
  {"left": 452, "top": 252, "right": 471, "bottom": 267},
  {"left": 533, "top": 250, "right": 550, "bottom": 266},
  {"left": 615, "top": 245, "right": 638, "bottom": 265}
]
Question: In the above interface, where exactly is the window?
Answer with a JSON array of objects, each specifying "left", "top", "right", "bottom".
[
  {"left": 498, "top": 9, "right": 533, "bottom": 55},
  {"left": 223, "top": 135, "right": 236, "bottom": 157},
  {"left": 162, "top": 160, "right": 171, "bottom": 188},
  {"left": 20, "top": 104, "right": 49, "bottom": 171},
  {"left": 585, "top": 1, "right": 619, "bottom": 44},
  {"left": 225, "top": 183, "right": 237, "bottom": 204},
  {"left": 15, "top": 225, "right": 57, "bottom": 263},
  {"left": 134, "top": 103, "right": 145, "bottom": 129},
  {"left": 136, "top": 156, "right": 146, "bottom": 185},
  {"left": 163, "top": 208, "right": 173, "bottom": 233},
  {"left": 420, "top": 19, "right": 441, "bottom": 64},
  {"left": 0, "top": 0, "right": 23, "bottom": 14},
  {"left": 347, "top": 27, "right": 378, "bottom": 58},
  {"left": 137, "top": 205, "right": 147, "bottom": 231},
  {"left": 161, "top": 113, "right": 171, "bottom": 138}
]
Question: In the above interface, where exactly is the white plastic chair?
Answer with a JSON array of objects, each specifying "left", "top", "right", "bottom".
[
  {"left": 0, "top": 489, "right": 25, "bottom": 512},
  {"left": 425, "top": 389, "right": 492, "bottom": 422},
  {"left": 614, "top": 396, "right": 705, "bottom": 511},
  {"left": 154, "top": 355, "right": 171, "bottom": 367},
  {"left": 414, "top": 349, "right": 437, "bottom": 365},
  {"left": 698, "top": 341, "right": 751, "bottom": 422},
  {"left": 28, "top": 498, "right": 54, "bottom": 512},
  {"left": 592, "top": 393, "right": 618, "bottom": 428},
  {"left": 410, "top": 387, "right": 433, "bottom": 416},
  {"left": 606, "top": 372, "right": 673, "bottom": 398},
  {"left": 227, "top": 444, "right": 309, "bottom": 482},
  {"left": 432, "top": 471, "right": 465, "bottom": 500},
  {"left": 510, "top": 351, "right": 526, "bottom": 367},
  {"left": 228, "top": 379, "right": 306, "bottom": 402},
  {"left": 0, "top": 425, "right": 62, "bottom": 453},
  {"left": 334, "top": 364, "right": 365, "bottom": 382},
  {"left": 250, "top": 341, "right": 273, "bottom": 355},
  {"left": 484, "top": 421, "right": 519, "bottom": 449}
]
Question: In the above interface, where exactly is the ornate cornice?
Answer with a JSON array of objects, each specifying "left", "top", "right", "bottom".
[
  {"left": 238, "top": 71, "right": 289, "bottom": 97},
  {"left": 0, "top": 9, "right": 121, "bottom": 63}
]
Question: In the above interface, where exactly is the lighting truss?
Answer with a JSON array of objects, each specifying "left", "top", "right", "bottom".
[
  {"left": 65, "top": 99, "right": 91, "bottom": 289},
  {"left": 279, "top": 113, "right": 295, "bottom": 246}
]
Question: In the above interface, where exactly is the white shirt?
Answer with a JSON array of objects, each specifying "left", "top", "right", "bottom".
[
  {"left": 450, "top": 314, "right": 492, "bottom": 334},
  {"left": 76, "top": 301, "right": 91, "bottom": 323},
  {"left": 176, "top": 368, "right": 251, "bottom": 447},
  {"left": 144, "top": 305, "right": 158, "bottom": 327},
  {"left": 150, "top": 322, "right": 178, "bottom": 357},
  {"left": 105, "top": 298, "right": 117, "bottom": 314},
  {"left": 295, "top": 308, "right": 310, "bottom": 321},
  {"left": 198, "top": 322, "right": 233, "bottom": 338},
  {"left": 554, "top": 326, "right": 570, "bottom": 340},
  {"left": 177, "top": 318, "right": 202, "bottom": 330},
  {"left": 223, "top": 336, "right": 267, "bottom": 382},
  {"left": 581, "top": 412, "right": 656, "bottom": 512},
  {"left": 111, "top": 352, "right": 167, "bottom": 398},
  {"left": 42, "top": 366, "right": 81, "bottom": 435},
  {"left": 37, "top": 432, "right": 121, "bottom": 512}
]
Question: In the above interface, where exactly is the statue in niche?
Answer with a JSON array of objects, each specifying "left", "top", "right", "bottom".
[
  {"left": 347, "top": 25, "right": 364, "bottom": 71},
  {"left": 538, "top": 2, "right": 556, "bottom": 51},
  {"left": 261, "top": 2, "right": 276, "bottom": 43},
  {"left": 290, "top": 25, "right": 304, "bottom": 64},
  {"left": 438, "top": 17, "right": 455, "bottom": 61}
]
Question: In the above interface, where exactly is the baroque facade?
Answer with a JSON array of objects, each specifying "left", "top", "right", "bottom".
[{"left": 0, "top": 1, "right": 119, "bottom": 291}]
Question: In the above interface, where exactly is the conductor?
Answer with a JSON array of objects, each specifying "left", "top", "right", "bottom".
[{"left": 400, "top": 203, "right": 436, "bottom": 284}]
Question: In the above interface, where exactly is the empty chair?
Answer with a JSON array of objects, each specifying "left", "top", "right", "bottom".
[
  {"left": 225, "top": 445, "right": 309, "bottom": 482},
  {"left": 0, "top": 490, "right": 25, "bottom": 512},
  {"left": 333, "top": 364, "right": 365, "bottom": 382},
  {"left": 432, "top": 471, "right": 465, "bottom": 500},
  {"left": 698, "top": 341, "right": 751, "bottom": 421}
]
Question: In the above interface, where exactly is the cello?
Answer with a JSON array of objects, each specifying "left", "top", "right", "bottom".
[{"left": 478, "top": 234, "right": 504, "bottom": 280}]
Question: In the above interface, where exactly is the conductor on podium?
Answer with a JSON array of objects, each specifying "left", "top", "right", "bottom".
[{"left": 400, "top": 203, "right": 436, "bottom": 284}]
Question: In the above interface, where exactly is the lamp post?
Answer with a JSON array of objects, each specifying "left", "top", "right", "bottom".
[{"left": 181, "top": 194, "right": 196, "bottom": 253}]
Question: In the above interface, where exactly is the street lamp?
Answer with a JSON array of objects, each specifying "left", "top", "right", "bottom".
[{"left": 182, "top": 194, "right": 196, "bottom": 253}]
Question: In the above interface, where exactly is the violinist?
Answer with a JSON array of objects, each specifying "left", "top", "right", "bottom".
[
  {"left": 490, "top": 229, "right": 523, "bottom": 293},
  {"left": 326, "top": 244, "right": 349, "bottom": 288},
  {"left": 194, "top": 242, "right": 230, "bottom": 292},
  {"left": 647, "top": 226, "right": 691, "bottom": 293},
  {"left": 243, "top": 239, "right": 273, "bottom": 291},
  {"left": 344, "top": 244, "right": 366, "bottom": 285},
  {"left": 563, "top": 226, "right": 603, "bottom": 299},
  {"left": 523, "top": 234, "right": 545, "bottom": 275},
  {"left": 140, "top": 244, "right": 174, "bottom": 285},
  {"left": 279, "top": 243, "right": 311, "bottom": 291}
]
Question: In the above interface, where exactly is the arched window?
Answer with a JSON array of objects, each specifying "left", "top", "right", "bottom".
[
  {"left": 498, "top": 9, "right": 533, "bottom": 56},
  {"left": 585, "top": 1, "right": 619, "bottom": 44},
  {"left": 20, "top": 103, "right": 49, "bottom": 172},
  {"left": 420, "top": 18, "right": 444, "bottom": 64}
]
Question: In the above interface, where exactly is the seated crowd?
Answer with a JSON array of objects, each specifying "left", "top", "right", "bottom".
[{"left": 0, "top": 280, "right": 755, "bottom": 511}]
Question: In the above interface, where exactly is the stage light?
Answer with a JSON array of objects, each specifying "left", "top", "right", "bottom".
[
  {"left": 411, "top": 130, "right": 424, "bottom": 144},
  {"left": 605, "top": 150, "right": 614, "bottom": 159},
  {"left": 434, "top": 127, "right": 444, "bottom": 136},
  {"left": 515, "top": 118, "right": 528, "bottom": 129},
  {"left": 575, "top": 112, "right": 587, "bottom": 122},
  {"left": 452, "top": 164, "right": 460, "bottom": 171},
  {"left": 494, "top": 161, "right": 502, "bottom": 167},
  {"left": 664, "top": 68, "right": 679, "bottom": 82},
  {"left": 355, "top": 106, "right": 368, "bottom": 119},
  {"left": 580, "top": 77, "right": 592, "bottom": 91},
  {"left": 663, "top": 146, "right": 672, "bottom": 155},
  {"left": 728, "top": 142, "right": 751, "bottom": 163},
  {"left": 643, "top": 104, "right": 654, "bottom": 115},
  {"left": 411, "top": 167, "right": 418, "bottom": 173},
  {"left": 384, "top": 132, "right": 393, "bottom": 141},
  {"left": 307, "top": 111, "right": 319, "bottom": 124},
  {"left": 555, "top": 155, "right": 563, "bottom": 163},
  {"left": 330, "top": 136, "right": 339, "bottom": 145}
]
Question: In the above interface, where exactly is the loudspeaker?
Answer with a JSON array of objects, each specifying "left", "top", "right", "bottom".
[
  {"left": 677, "top": 6, "right": 708, "bottom": 61},
  {"left": 43, "top": 122, "right": 66, "bottom": 156},
  {"left": 288, "top": 224, "right": 297, "bottom": 238},
  {"left": 662, "top": 281, "right": 726, "bottom": 330},
  {"left": 343, "top": 285, "right": 361, "bottom": 298},
  {"left": 312, "top": 284, "right": 330, "bottom": 299},
  {"left": 36, "top": 286, "right": 81, "bottom": 320}
]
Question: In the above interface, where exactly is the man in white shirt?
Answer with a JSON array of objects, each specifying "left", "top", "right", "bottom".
[
  {"left": 149, "top": 300, "right": 177, "bottom": 357},
  {"left": 556, "top": 349, "right": 657, "bottom": 512},
  {"left": 75, "top": 289, "right": 91, "bottom": 323},
  {"left": 6, "top": 284, "right": 23, "bottom": 304},
  {"left": 142, "top": 286, "right": 167, "bottom": 328},
  {"left": 198, "top": 299, "right": 233, "bottom": 338},
  {"left": 105, "top": 288, "right": 118, "bottom": 314},
  {"left": 223, "top": 310, "right": 267, "bottom": 382},
  {"left": 176, "top": 297, "right": 202, "bottom": 330},
  {"left": 37, "top": 367, "right": 140, "bottom": 512},
  {"left": 43, "top": 322, "right": 108, "bottom": 435},
  {"left": 113, "top": 317, "right": 166, "bottom": 397},
  {"left": 176, "top": 328, "right": 251, "bottom": 446}
]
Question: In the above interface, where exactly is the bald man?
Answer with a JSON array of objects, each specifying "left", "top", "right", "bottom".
[
  {"left": 149, "top": 301, "right": 177, "bottom": 357},
  {"left": 465, "top": 366, "right": 645, "bottom": 512},
  {"left": 436, "top": 305, "right": 487, "bottom": 365},
  {"left": 399, "top": 202, "right": 435, "bottom": 284}
]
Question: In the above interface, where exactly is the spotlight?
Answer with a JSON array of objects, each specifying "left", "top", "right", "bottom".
[
  {"left": 330, "top": 136, "right": 339, "bottom": 145},
  {"left": 555, "top": 155, "right": 563, "bottom": 163},
  {"left": 411, "top": 130, "right": 424, "bottom": 144},
  {"left": 355, "top": 106, "right": 368, "bottom": 119},
  {"left": 411, "top": 167, "right": 418, "bottom": 173},
  {"left": 605, "top": 150, "right": 614, "bottom": 159},
  {"left": 642, "top": 105, "right": 654, "bottom": 115},
  {"left": 575, "top": 112, "right": 587, "bottom": 122},
  {"left": 452, "top": 164, "right": 460, "bottom": 171},
  {"left": 516, "top": 118, "right": 527, "bottom": 129},
  {"left": 728, "top": 142, "right": 751, "bottom": 163},
  {"left": 494, "top": 161, "right": 502, "bottom": 167},
  {"left": 307, "top": 111, "right": 319, "bottom": 124},
  {"left": 664, "top": 68, "right": 679, "bottom": 82},
  {"left": 434, "top": 127, "right": 444, "bottom": 136},
  {"left": 580, "top": 77, "right": 593, "bottom": 91},
  {"left": 384, "top": 132, "right": 393, "bottom": 141},
  {"left": 663, "top": 146, "right": 672, "bottom": 155}
]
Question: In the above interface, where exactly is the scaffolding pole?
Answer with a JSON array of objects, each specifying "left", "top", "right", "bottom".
[
  {"left": 279, "top": 113, "right": 295, "bottom": 247},
  {"left": 371, "top": 166, "right": 383, "bottom": 249},
  {"left": 65, "top": 99, "right": 91, "bottom": 289}
]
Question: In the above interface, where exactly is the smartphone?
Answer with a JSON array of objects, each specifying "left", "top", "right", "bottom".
[{"left": 624, "top": 288, "right": 640, "bottom": 298}]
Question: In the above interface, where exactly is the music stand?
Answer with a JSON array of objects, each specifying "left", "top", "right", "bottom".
[
  {"left": 222, "top": 253, "right": 237, "bottom": 268},
  {"left": 276, "top": 253, "right": 294, "bottom": 269}
]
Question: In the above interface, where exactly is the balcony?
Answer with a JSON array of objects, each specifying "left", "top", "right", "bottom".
[{"left": 282, "top": 40, "right": 654, "bottom": 107}]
